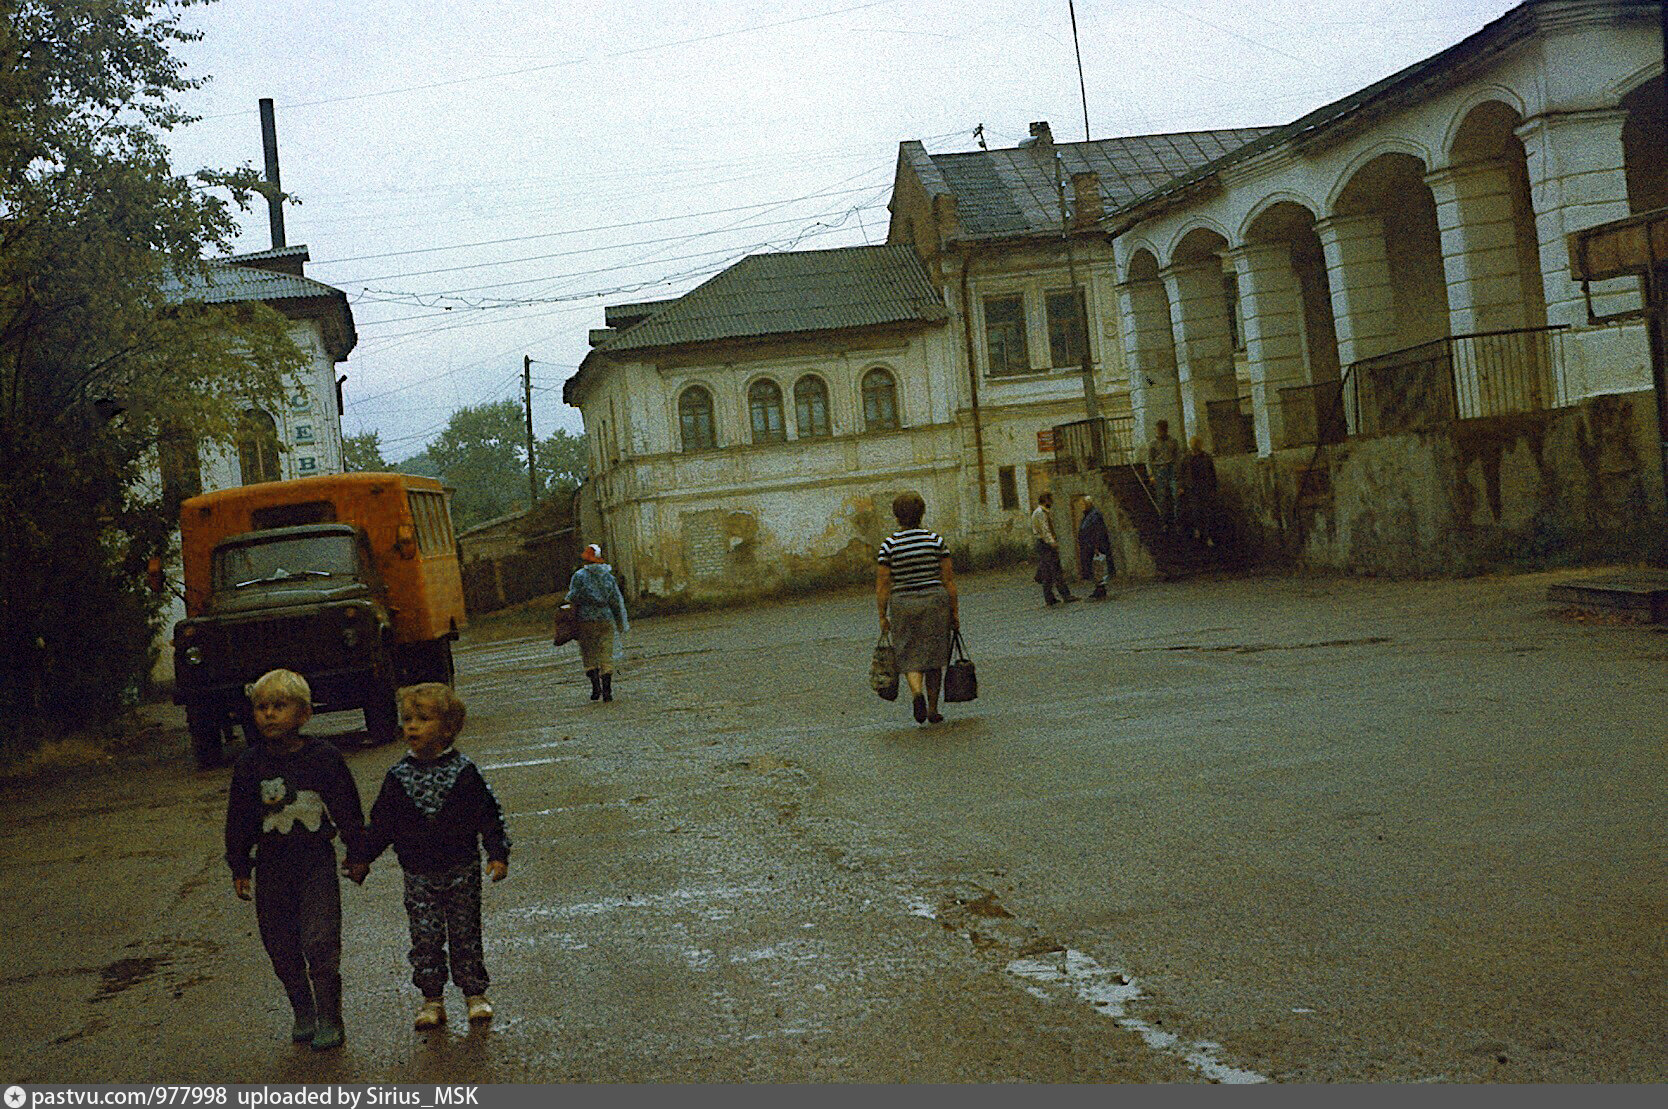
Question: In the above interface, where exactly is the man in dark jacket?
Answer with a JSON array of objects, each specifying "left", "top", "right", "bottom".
[
  {"left": 1182, "top": 436, "right": 1220, "bottom": 547},
  {"left": 1077, "top": 495, "right": 1113, "bottom": 600}
]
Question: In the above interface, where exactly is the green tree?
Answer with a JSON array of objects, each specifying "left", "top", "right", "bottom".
[
  {"left": 394, "top": 449, "right": 441, "bottom": 479},
  {"left": 1, "top": 0, "right": 305, "bottom": 750},
  {"left": 539, "top": 427, "right": 589, "bottom": 495},
  {"left": 425, "top": 399, "right": 533, "bottom": 530},
  {"left": 341, "top": 430, "right": 386, "bottom": 472}
]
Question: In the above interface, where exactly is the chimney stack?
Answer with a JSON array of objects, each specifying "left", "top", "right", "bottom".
[
  {"left": 259, "top": 98, "right": 286, "bottom": 250},
  {"left": 1071, "top": 172, "right": 1103, "bottom": 227},
  {"left": 1026, "top": 120, "right": 1054, "bottom": 151}
]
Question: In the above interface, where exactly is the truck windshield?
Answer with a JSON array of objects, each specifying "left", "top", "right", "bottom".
[{"left": 213, "top": 535, "right": 361, "bottom": 592}]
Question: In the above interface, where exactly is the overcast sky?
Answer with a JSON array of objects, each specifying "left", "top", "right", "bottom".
[{"left": 161, "top": 0, "right": 1520, "bottom": 461}]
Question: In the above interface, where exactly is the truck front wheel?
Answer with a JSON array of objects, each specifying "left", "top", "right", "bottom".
[{"left": 363, "top": 678, "right": 400, "bottom": 746}]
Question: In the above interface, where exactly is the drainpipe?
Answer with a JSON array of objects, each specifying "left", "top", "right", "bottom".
[{"left": 958, "top": 244, "right": 989, "bottom": 503}]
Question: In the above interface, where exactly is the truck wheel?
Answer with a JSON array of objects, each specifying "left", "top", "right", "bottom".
[
  {"left": 363, "top": 680, "right": 400, "bottom": 746},
  {"left": 187, "top": 707, "right": 225, "bottom": 769}
]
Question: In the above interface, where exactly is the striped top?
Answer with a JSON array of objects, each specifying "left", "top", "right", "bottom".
[{"left": 877, "top": 528, "right": 949, "bottom": 594}]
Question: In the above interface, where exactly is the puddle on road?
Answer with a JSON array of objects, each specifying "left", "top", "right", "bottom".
[
  {"left": 1138, "top": 636, "right": 1391, "bottom": 655},
  {"left": 508, "top": 885, "right": 774, "bottom": 919},
  {"left": 92, "top": 955, "right": 171, "bottom": 1002},
  {"left": 1006, "top": 950, "right": 1267, "bottom": 1084}
]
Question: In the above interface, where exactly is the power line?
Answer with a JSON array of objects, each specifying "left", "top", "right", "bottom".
[{"left": 191, "top": 0, "right": 900, "bottom": 119}]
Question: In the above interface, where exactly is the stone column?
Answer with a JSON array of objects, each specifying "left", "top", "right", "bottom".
[
  {"left": 1515, "top": 109, "right": 1634, "bottom": 327},
  {"left": 1426, "top": 158, "right": 1535, "bottom": 336},
  {"left": 1229, "top": 242, "right": 1309, "bottom": 454},
  {"left": 1162, "top": 260, "right": 1240, "bottom": 451},
  {"left": 1116, "top": 277, "right": 1183, "bottom": 447},
  {"left": 1316, "top": 213, "right": 1399, "bottom": 432}
]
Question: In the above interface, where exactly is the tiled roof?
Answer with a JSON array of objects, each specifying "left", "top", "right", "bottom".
[
  {"left": 161, "top": 258, "right": 345, "bottom": 307},
  {"left": 922, "top": 128, "right": 1274, "bottom": 239},
  {"left": 593, "top": 244, "right": 947, "bottom": 354}
]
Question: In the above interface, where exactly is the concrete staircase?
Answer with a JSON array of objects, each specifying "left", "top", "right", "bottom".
[{"left": 1102, "top": 464, "right": 1242, "bottom": 580}]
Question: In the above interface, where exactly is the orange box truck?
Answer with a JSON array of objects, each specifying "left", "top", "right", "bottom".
[{"left": 172, "top": 472, "right": 466, "bottom": 766}]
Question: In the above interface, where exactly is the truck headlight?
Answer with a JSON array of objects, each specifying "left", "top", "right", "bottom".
[
  {"left": 184, "top": 647, "right": 203, "bottom": 665},
  {"left": 341, "top": 627, "right": 360, "bottom": 647}
]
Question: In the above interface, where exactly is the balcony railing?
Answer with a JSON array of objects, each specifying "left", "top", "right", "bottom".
[
  {"left": 1204, "top": 395, "right": 1256, "bottom": 456},
  {"left": 1279, "top": 380, "right": 1346, "bottom": 449},
  {"left": 1348, "top": 325, "right": 1570, "bottom": 436},
  {"left": 1052, "top": 415, "right": 1137, "bottom": 472}
]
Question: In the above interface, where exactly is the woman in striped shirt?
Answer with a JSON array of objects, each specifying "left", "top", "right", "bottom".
[{"left": 876, "top": 491, "right": 960, "bottom": 725}]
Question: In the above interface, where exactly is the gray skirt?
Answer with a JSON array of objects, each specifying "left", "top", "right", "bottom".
[{"left": 888, "top": 586, "right": 951, "bottom": 672}]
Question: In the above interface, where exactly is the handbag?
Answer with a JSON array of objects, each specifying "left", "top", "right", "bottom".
[
  {"left": 552, "top": 603, "right": 579, "bottom": 647},
  {"left": 943, "top": 628, "right": 977, "bottom": 702},
  {"left": 869, "top": 633, "right": 899, "bottom": 701}
]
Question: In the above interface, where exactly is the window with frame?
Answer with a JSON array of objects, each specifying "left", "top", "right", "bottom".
[
  {"left": 793, "top": 375, "right": 831, "bottom": 438},
  {"left": 983, "top": 294, "right": 1030, "bottom": 376},
  {"left": 861, "top": 368, "right": 899, "bottom": 430},
  {"left": 1046, "top": 287, "right": 1089, "bottom": 368},
  {"left": 236, "top": 409, "right": 281, "bottom": 485},
  {"left": 678, "top": 386, "right": 716, "bottom": 450},
  {"left": 997, "top": 466, "right": 1019, "bottom": 510},
  {"left": 748, "top": 378, "right": 786, "bottom": 443}
]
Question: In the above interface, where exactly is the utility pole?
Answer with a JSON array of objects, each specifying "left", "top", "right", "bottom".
[
  {"left": 1056, "top": 153, "right": 1100, "bottom": 420},
  {"left": 523, "top": 355, "right": 538, "bottom": 509}
]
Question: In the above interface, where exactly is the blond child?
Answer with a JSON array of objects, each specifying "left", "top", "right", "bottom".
[
  {"left": 346, "top": 684, "right": 510, "bottom": 1030},
  {"left": 224, "top": 669, "right": 366, "bottom": 1051}
]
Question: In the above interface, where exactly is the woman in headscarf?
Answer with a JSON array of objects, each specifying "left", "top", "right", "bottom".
[
  {"left": 566, "top": 543, "right": 629, "bottom": 702},
  {"left": 875, "top": 491, "right": 959, "bottom": 725}
]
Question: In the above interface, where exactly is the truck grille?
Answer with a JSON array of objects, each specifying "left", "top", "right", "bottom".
[{"left": 225, "top": 613, "right": 337, "bottom": 677}]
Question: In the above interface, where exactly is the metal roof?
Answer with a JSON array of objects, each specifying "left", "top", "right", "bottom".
[
  {"left": 922, "top": 128, "right": 1274, "bottom": 240},
  {"left": 593, "top": 244, "right": 948, "bottom": 355},
  {"left": 161, "top": 258, "right": 345, "bottom": 307}
]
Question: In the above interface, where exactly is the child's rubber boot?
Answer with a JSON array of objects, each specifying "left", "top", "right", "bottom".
[
  {"left": 465, "top": 995, "right": 493, "bottom": 1024},
  {"left": 310, "top": 984, "right": 344, "bottom": 1051},
  {"left": 601, "top": 673, "right": 613, "bottom": 702},
  {"left": 586, "top": 669, "right": 601, "bottom": 701},
  {"left": 286, "top": 985, "right": 316, "bottom": 1044},
  {"left": 414, "top": 998, "right": 446, "bottom": 1030}
]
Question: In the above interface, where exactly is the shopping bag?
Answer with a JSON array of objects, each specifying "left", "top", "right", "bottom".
[
  {"left": 870, "top": 633, "right": 899, "bottom": 701},
  {"left": 552, "top": 603, "right": 579, "bottom": 647},
  {"left": 943, "top": 628, "right": 977, "bottom": 702}
]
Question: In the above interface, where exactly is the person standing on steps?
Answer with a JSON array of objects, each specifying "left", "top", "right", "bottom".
[
  {"left": 1182, "top": 436, "right": 1221, "bottom": 548},
  {"left": 1145, "top": 419, "right": 1181, "bottom": 529},
  {"left": 1077, "top": 494, "right": 1113, "bottom": 600},
  {"left": 566, "top": 543, "right": 629, "bottom": 702},
  {"left": 1031, "top": 491, "right": 1077, "bottom": 606}
]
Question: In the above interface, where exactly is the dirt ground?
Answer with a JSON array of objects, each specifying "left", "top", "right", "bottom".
[{"left": 0, "top": 565, "right": 1663, "bottom": 1083}]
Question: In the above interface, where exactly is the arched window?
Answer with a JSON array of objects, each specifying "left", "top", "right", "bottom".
[
  {"left": 861, "top": 368, "right": 899, "bottom": 431},
  {"left": 678, "top": 386, "right": 716, "bottom": 450},
  {"left": 748, "top": 378, "right": 786, "bottom": 443},
  {"left": 794, "top": 375, "right": 831, "bottom": 438},
  {"left": 236, "top": 409, "right": 281, "bottom": 485}
]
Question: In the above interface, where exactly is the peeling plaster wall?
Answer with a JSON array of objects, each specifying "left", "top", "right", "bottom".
[{"left": 1217, "top": 390, "right": 1666, "bottom": 575}]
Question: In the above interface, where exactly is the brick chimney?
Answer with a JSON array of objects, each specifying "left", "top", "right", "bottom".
[
  {"left": 1024, "top": 120, "right": 1054, "bottom": 153},
  {"left": 1071, "top": 171, "right": 1103, "bottom": 227}
]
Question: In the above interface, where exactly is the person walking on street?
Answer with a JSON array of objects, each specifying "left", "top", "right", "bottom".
[
  {"left": 1145, "top": 419, "right": 1181, "bottom": 528},
  {"left": 1031, "top": 491, "right": 1077, "bottom": 605},
  {"left": 1182, "top": 436, "right": 1220, "bottom": 547},
  {"left": 876, "top": 491, "right": 960, "bottom": 725},
  {"left": 566, "top": 543, "right": 629, "bottom": 702},
  {"left": 1076, "top": 495, "right": 1113, "bottom": 600}
]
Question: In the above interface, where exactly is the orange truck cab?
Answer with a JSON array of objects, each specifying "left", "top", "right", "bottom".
[{"left": 172, "top": 473, "right": 466, "bottom": 767}]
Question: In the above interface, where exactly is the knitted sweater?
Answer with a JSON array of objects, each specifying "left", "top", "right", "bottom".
[
  {"left": 224, "top": 737, "right": 366, "bottom": 880},
  {"left": 352, "top": 750, "right": 511, "bottom": 875}
]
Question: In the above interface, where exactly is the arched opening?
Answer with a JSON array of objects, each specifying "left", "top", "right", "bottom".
[
  {"left": 793, "top": 375, "right": 831, "bottom": 438},
  {"left": 747, "top": 378, "right": 786, "bottom": 444},
  {"left": 678, "top": 386, "right": 716, "bottom": 451},
  {"left": 861, "top": 368, "right": 899, "bottom": 430},
  {"left": 1167, "top": 227, "right": 1240, "bottom": 452},
  {"left": 1118, "top": 248, "right": 1182, "bottom": 444},
  {"left": 236, "top": 409, "right": 280, "bottom": 485},
  {"left": 1242, "top": 200, "right": 1342, "bottom": 450},
  {"left": 1621, "top": 77, "right": 1668, "bottom": 214},
  {"left": 1448, "top": 101, "right": 1548, "bottom": 332},
  {"left": 1334, "top": 152, "right": 1451, "bottom": 352}
]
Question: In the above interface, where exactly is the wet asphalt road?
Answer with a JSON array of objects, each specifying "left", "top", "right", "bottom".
[{"left": 1, "top": 566, "right": 1664, "bottom": 1083}]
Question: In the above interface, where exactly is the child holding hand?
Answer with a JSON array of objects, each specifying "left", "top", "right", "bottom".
[{"left": 346, "top": 683, "right": 510, "bottom": 1030}]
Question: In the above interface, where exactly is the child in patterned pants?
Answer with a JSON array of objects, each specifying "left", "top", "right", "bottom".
[{"left": 346, "top": 683, "right": 510, "bottom": 1029}]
